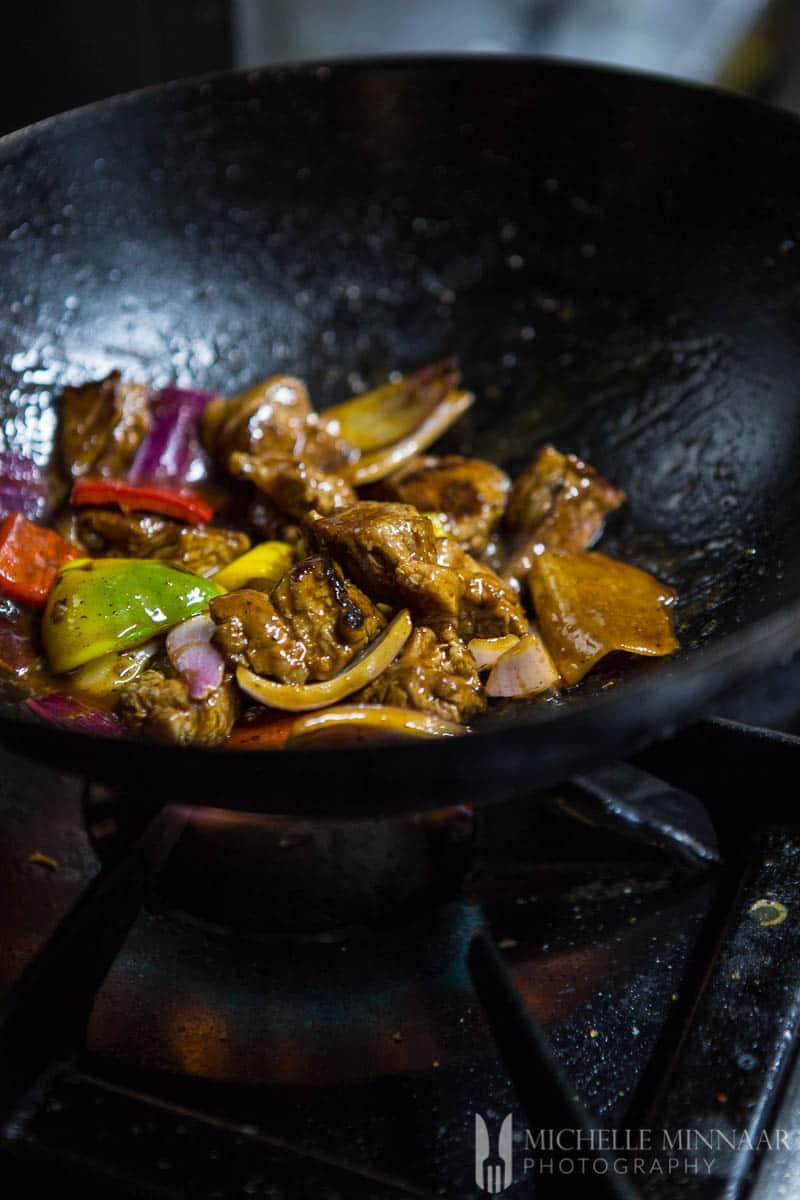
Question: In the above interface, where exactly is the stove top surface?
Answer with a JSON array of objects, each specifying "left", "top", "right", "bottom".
[{"left": 3, "top": 658, "right": 800, "bottom": 1198}]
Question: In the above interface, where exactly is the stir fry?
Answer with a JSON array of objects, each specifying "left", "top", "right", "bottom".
[{"left": 0, "top": 361, "right": 678, "bottom": 748}]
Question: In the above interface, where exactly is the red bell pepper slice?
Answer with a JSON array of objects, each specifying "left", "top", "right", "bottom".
[
  {"left": 227, "top": 711, "right": 298, "bottom": 750},
  {"left": 0, "top": 513, "right": 79, "bottom": 608},
  {"left": 70, "top": 477, "right": 213, "bottom": 526}
]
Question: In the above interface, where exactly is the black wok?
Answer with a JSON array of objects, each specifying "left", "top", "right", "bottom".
[{"left": 2, "top": 57, "right": 800, "bottom": 817}]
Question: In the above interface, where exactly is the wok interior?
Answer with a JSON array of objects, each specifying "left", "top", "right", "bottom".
[{"left": 2, "top": 59, "right": 800, "bottom": 733}]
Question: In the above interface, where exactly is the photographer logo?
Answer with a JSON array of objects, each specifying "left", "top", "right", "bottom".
[{"left": 475, "top": 1113, "right": 514, "bottom": 1194}]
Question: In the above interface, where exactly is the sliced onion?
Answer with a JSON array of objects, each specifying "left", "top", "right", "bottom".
[
  {"left": 485, "top": 632, "right": 560, "bottom": 698},
  {"left": 70, "top": 641, "right": 159, "bottom": 697},
  {"left": 468, "top": 634, "right": 520, "bottom": 671},
  {"left": 0, "top": 451, "right": 51, "bottom": 521},
  {"left": 237, "top": 609, "right": 412, "bottom": 712},
  {"left": 166, "top": 614, "right": 224, "bottom": 700},
  {"left": 322, "top": 359, "right": 459, "bottom": 452},
  {"left": 287, "top": 704, "right": 464, "bottom": 742},
  {"left": 345, "top": 390, "right": 474, "bottom": 486},
  {"left": 26, "top": 693, "right": 122, "bottom": 737},
  {"left": 128, "top": 386, "right": 215, "bottom": 486}
]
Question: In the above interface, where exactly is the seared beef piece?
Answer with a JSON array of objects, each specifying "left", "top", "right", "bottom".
[
  {"left": 210, "top": 555, "right": 386, "bottom": 683},
  {"left": 117, "top": 668, "right": 239, "bottom": 746},
  {"left": 68, "top": 509, "right": 250, "bottom": 576},
  {"left": 68, "top": 509, "right": 176, "bottom": 557},
  {"left": 155, "top": 526, "right": 250, "bottom": 577},
  {"left": 203, "top": 375, "right": 311, "bottom": 461},
  {"left": 356, "top": 625, "right": 485, "bottom": 724},
  {"left": 211, "top": 589, "right": 308, "bottom": 683},
  {"left": 204, "top": 374, "right": 354, "bottom": 472},
  {"left": 503, "top": 445, "right": 625, "bottom": 587},
  {"left": 314, "top": 501, "right": 527, "bottom": 638},
  {"left": 228, "top": 451, "right": 356, "bottom": 520},
  {"left": 374, "top": 455, "right": 510, "bottom": 554},
  {"left": 434, "top": 536, "right": 528, "bottom": 640},
  {"left": 60, "top": 371, "right": 151, "bottom": 479},
  {"left": 291, "top": 418, "right": 358, "bottom": 474},
  {"left": 313, "top": 501, "right": 462, "bottom": 619},
  {"left": 209, "top": 376, "right": 358, "bottom": 522},
  {"left": 271, "top": 555, "right": 386, "bottom": 678}
]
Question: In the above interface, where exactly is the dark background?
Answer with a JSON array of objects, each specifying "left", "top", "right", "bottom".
[
  {"left": 5, "top": 0, "right": 800, "bottom": 138},
  {"left": 4, "top": 1, "right": 232, "bottom": 135}
]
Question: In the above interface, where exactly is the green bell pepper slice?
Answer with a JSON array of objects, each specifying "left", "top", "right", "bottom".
[{"left": 42, "top": 558, "right": 225, "bottom": 674}]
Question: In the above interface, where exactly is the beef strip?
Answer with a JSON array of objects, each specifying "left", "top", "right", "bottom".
[
  {"left": 374, "top": 455, "right": 510, "bottom": 554},
  {"left": 503, "top": 445, "right": 625, "bottom": 587},
  {"left": 434, "top": 535, "right": 529, "bottom": 640},
  {"left": 64, "top": 509, "right": 175, "bottom": 557},
  {"left": 203, "top": 375, "right": 311, "bottom": 461},
  {"left": 312, "top": 501, "right": 461, "bottom": 618},
  {"left": 204, "top": 374, "right": 355, "bottom": 472},
  {"left": 210, "top": 554, "right": 386, "bottom": 684},
  {"left": 228, "top": 451, "right": 357, "bottom": 520},
  {"left": 313, "top": 501, "right": 526, "bottom": 638},
  {"left": 60, "top": 371, "right": 151, "bottom": 479},
  {"left": 356, "top": 624, "right": 485, "bottom": 723},
  {"left": 154, "top": 526, "right": 251, "bottom": 577},
  {"left": 116, "top": 668, "right": 239, "bottom": 746},
  {"left": 271, "top": 554, "right": 386, "bottom": 678},
  {"left": 65, "top": 509, "right": 250, "bottom": 576},
  {"left": 210, "top": 589, "right": 308, "bottom": 683},
  {"left": 207, "top": 375, "right": 360, "bottom": 523},
  {"left": 291, "top": 417, "right": 358, "bottom": 474}
]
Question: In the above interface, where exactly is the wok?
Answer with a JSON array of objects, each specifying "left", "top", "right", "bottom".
[{"left": 1, "top": 57, "right": 800, "bottom": 817}]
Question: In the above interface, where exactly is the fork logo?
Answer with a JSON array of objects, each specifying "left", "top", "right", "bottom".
[{"left": 475, "top": 1112, "right": 514, "bottom": 1193}]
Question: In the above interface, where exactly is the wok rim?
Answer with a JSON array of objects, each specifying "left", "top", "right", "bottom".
[{"left": 4, "top": 51, "right": 800, "bottom": 152}]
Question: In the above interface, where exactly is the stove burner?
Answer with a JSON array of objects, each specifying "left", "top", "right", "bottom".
[
  {"left": 2, "top": 712, "right": 800, "bottom": 1197},
  {"left": 85, "top": 787, "right": 477, "bottom": 935}
]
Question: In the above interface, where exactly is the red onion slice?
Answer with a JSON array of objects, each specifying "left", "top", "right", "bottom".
[
  {"left": 485, "top": 633, "right": 560, "bottom": 698},
  {"left": 26, "top": 693, "right": 122, "bottom": 737},
  {"left": 128, "top": 386, "right": 215, "bottom": 486},
  {"left": 166, "top": 613, "right": 224, "bottom": 700}
]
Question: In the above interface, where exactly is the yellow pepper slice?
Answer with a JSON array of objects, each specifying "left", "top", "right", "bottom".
[
  {"left": 420, "top": 511, "right": 450, "bottom": 538},
  {"left": 213, "top": 541, "right": 294, "bottom": 592},
  {"left": 288, "top": 704, "right": 464, "bottom": 742}
]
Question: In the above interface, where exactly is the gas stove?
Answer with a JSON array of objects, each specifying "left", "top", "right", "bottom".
[{"left": 3, "top": 658, "right": 800, "bottom": 1198}]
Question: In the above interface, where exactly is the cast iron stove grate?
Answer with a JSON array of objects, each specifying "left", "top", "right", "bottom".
[{"left": 3, "top": 665, "right": 800, "bottom": 1198}]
